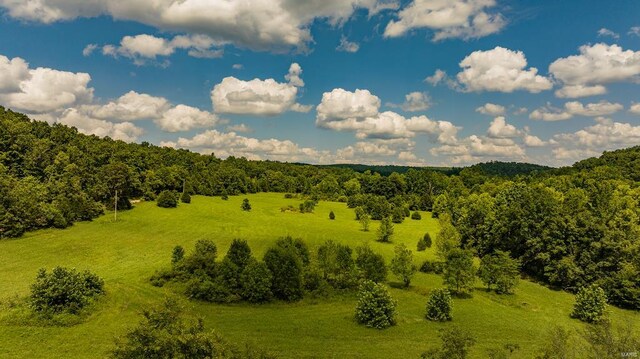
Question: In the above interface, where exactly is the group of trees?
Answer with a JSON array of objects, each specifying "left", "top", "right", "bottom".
[
  {"left": 29, "top": 267, "right": 104, "bottom": 316},
  {"left": 151, "top": 237, "right": 391, "bottom": 304}
]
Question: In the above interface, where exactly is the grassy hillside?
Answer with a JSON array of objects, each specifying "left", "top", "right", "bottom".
[{"left": 0, "top": 193, "right": 638, "bottom": 358}]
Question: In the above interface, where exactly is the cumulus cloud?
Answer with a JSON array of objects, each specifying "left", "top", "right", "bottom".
[
  {"left": 387, "top": 92, "right": 431, "bottom": 112},
  {"left": 384, "top": 0, "right": 505, "bottom": 41},
  {"left": 530, "top": 100, "right": 623, "bottom": 121},
  {"left": 425, "top": 69, "right": 448, "bottom": 85},
  {"left": 549, "top": 43, "right": 640, "bottom": 98},
  {"left": 0, "top": 0, "right": 395, "bottom": 52},
  {"left": 0, "top": 55, "right": 94, "bottom": 113},
  {"left": 523, "top": 134, "right": 546, "bottom": 147},
  {"left": 597, "top": 28, "right": 619, "bottom": 39},
  {"left": 629, "top": 103, "right": 640, "bottom": 115},
  {"left": 226, "top": 124, "right": 252, "bottom": 133},
  {"left": 316, "top": 88, "right": 456, "bottom": 141},
  {"left": 487, "top": 116, "right": 521, "bottom": 138},
  {"left": 431, "top": 135, "right": 526, "bottom": 164},
  {"left": 82, "top": 44, "right": 98, "bottom": 57},
  {"left": 101, "top": 34, "right": 224, "bottom": 65},
  {"left": 87, "top": 91, "right": 170, "bottom": 121},
  {"left": 336, "top": 36, "right": 360, "bottom": 53},
  {"left": 211, "top": 63, "right": 309, "bottom": 115},
  {"left": 455, "top": 46, "right": 552, "bottom": 93},
  {"left": 155, "top": 105, "right": 220, "bottom": 132},
  {"left": 57, "top": 108, "right": 144, "bottom": 142},
  {"left": 475, "top": 103, "right": 505, "bottom": 116}
]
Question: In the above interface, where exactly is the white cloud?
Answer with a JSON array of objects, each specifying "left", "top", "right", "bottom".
[
  {"left": 425, "top": 69, "right": 447, "bottom": 85},
  {"left": 336, "top": 36, "right": 360, "bottom": 53},
  {"left": 597, "top": 28, "right": 619, "bottom": 39},
  {"left": 513, "top": 107, "right": 528, "bottom": 115},
  {"left": 155, "top": 104, "right": 220, "bottom": 132},
  {"left": 82, "top": 44, "right": 98, "bottom": 56},
  {"left": 431, "top": 135, "right": 526, "bottom": 164},
  {"left": 232, "top": 64, "right": 243, "bottom": 70},
  {"left": 211, "top": 63, "right": 309, "bottom": 115},
  {"left": 455, "top": 46, "right": 552, "bottom": 93},
  {"left": 629, "top": 103, "right": 640, "bottom": 115},
  {"left": 549, "top": 43, "right": 640, "bottom": 98},
  {"left": 475, "top": 103, "right": 505, "bottom": 116},
  {"left": 57, "top": 108, "right": 144, "bottom": 142},
  {"left": 530, "top": 100, "right": 623, "bottom": 121},
  {"left": 388, "top": 91, "right": 431, "bottom": 112},
  {"left": 0, "top": 56, "right": 94, "bottom": 113},
  {"left": 226, "top": 124, "right": 252, "bottom": 133},
  {"left": 487, "top": 116, "right": 520, "bottom": 138},
  {"left": 523, "top": 134, "right": 546, "bottom": 147},
  {"left": 0, "top": 0, "right": 394, "bottom": 52},
  {"left": 629, "top": 26, "right": 640, "bottom": 37},
  {"left": 102, "top": 34, "right": 224, "bottom": 65},
  {"left": 384, "top": 0, "right": 505, "bottom": 41},
  {"left": 87, "top": 91, "right": 170, "bottom": 121},
  {"left": 316, "top": 88, "right": 381, "bottom": 123}
]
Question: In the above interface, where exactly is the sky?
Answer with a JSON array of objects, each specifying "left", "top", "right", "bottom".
[{"left": 0, "top": 0, "right": 639, "bottom": 167}]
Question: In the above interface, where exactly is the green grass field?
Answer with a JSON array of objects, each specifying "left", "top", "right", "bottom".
[{"left": 0, "top": 193, "right": 638, "bottom": 358}]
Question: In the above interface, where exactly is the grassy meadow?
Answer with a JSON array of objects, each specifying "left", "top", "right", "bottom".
[{"left": 0, "top": 193, "right": 638, "bottom": 358}]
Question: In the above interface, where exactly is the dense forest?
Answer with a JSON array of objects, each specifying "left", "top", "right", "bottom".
[{"left": 1, "top": 106, "right": 639, "bottom": 310}]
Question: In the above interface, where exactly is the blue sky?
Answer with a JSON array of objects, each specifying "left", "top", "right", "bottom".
[{"left": 0, "top": 0, "right": 639, "bottom": 166}]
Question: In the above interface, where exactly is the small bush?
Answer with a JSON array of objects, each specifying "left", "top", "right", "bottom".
[
  {"left": 411, "top": 211, "right": 422, "bottom": 220},
  {"left": 329, "top": 211, "right": 335, "bottom": 220},
  {"left": 571, "top": 284, "right": 607, "bottom": 323},
  {"left": 143, "top": 191, "right": 156, "bottom": 201},
  {"left": 29, "top": 267, "right": 105, "bottom": 315},
  {"left": 156, "top": 190, "right": 177, "bottom": 208},
  {"left": 241, "top": 198, "right": 251, "bottom": 211},
  {"left": 417, "top": 234, "right": 431, "bottom": 251},
  {"left": 425, "top": 288, "right": 453, "bottom": 322},
  {"left": 284, "top": 193, "right": 294, "bottom": 199},
  {"left": 185, "top": 277, "right": 233, "bottom": 303},
  {"left": 419, "top": 260, "right": 444, "bottom": 274},
  {"left": 391, "top": 207, "right": 404, "bottom": 224},
  {"left": 180, "top": 191, "right": 191, "bottom": 204},
  {"left": 172, "top": 245, "right": 185, "bottom": 265},
  {"left": 337, "top": 195, "right": 348, "bottom": 203},
  {"left": 421, "top": 326, "right": 475, "bottom": 359},
  {"left": 377, "top": 217, "right": 394, "bottom": 243},
  {"left": 355, "top": 245, "right": 387, "bottom": 283},
  {"left": 299, "top": 200, "right": 317, "bottom": 213},
  {"left": 355, "top": 280, "right": 397, "bottom": 329},
  {"left": 240, "top": 260, "right": 273, "bottom": 303}
]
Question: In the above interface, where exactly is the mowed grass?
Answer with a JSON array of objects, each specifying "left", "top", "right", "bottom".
[{"left": 0, "top": 193, "right": 638, "bottom": 358}]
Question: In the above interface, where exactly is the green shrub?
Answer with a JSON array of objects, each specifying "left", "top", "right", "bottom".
[
  {"left": 185, "top": 276, "right": 233, "bottom": 303},
  {"left": 181, "top": 239, "right": 218, "bottom": 277},
  {"left": 421, "top": 326, "right": 475, "bottom": 359},
  {"left": 329, "top": 211, "right": 335, "bottom": 220},
  {"left": 355, "top": 280, "right": 397, "bottom": 329},
  {"left": 419, "top": 260, "right": 444, "bottom": 274},
  {"left": 29, "top": 267, "right": 105, "bottom": 314},
  {"left": 316, "top": 241, "right": 357, "bottom": 289},
  {"left": 112, "top": 298, "right": 237, "bottom": 358},
  {"left": 443, "top": 248, "right": 476, "bottom": 297},
  {"left": 225, "top": 239, "right": 252, "bottom": 269},
  {"left": 263, "top": 243, "right": 304, "bottom": 301},
  {"left": 417, "top": 233, "right": 432, "bottom": 251},
  {"left": 425, "top": 288, "right": 453, "bottom": 322},
  {"left": 299, "top": 200, "right": 316, "bottom": 213},
  {"left": 240, "top": 260, "right": 273, "bottom": 303},
  {"left": 391, "top": 207, "right": 404, "bottom": 224},
  {"left": 337, "top": 195, "right": 348, "bottom": 203},
  {"left": 377, "top": 217, "right": 394, "bottom": 243},
  {"left": 180, "top": 191, "right": 191, "bottom": 204},
  {"left": 390, "top": 243, "right": 416, "bottom": 287},
  {"left": 171, "top": 245, "right": 185, "bottom": 266},
  {"left": 355, "top": 245, "right": 387, "bottom": 283},
  {"left": 411, "top": 211, "right": 422, "bottom": 220},
  {"left": 571, "top": 284, "right": 607, "bottom": 323},
  {"left": 217, "top": 258, "right": 241, "bottom": 295},
  {"left": 156, "top": 190, "right": 177, "bottom": 208},
  {"left": 241, "top": 198, "right": 251, "bottom": 211},
  {"left": 284, "top": 193, "right": 294, "bottom": 199}
]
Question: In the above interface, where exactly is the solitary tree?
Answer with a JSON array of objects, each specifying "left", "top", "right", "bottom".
[
  {"left": 390, "top": 243, "right": 416, "bottom": 287},
  {"left": 377, "top": 216, "right": 394, "bottom": 243},
  {"left": 425, "top": 288, "right": 453, "bottom": 322},
  {"left": 355, "top": 280, "right": 397, "bottom": 329},
  {"left": 241, "top": 198, "right": 251, "bottom": 211},
  {"left": 329, "top": 211, "right": 335, "bottom": 220},
  {"left": 156, "top": 190, "right": 177, "bottom": 208},
  {"left": 443, "top": 248, "right": 476, "bottom": 297},
  {"left": 180, "top": 191, "right": 191, "bottom": 204},
  {"left": 478, "top": 251, "right": 520, "bottom": 294},
  {"left": 359, "top": 213, "right": 371, "bottom": 232},
  {"left": 418, "top": 233, "right": 432, "bottom": 251},
  {"left": 571, "top": 284, "right": 607, "bottom": 323}
]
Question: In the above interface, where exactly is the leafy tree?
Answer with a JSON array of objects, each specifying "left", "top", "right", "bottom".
[
  {"left": 171, "top": 246, "right": 185, "bottom": 266},
  {"left": 417, "top": 233, "right": 432, "bottom": 251},
  {"left": 241, "top": 198, "right": 251, "bottom": 211},
  {"left": 112, "top": 298, "right": 235, "bottom": 359},
  {"left": 299, "top": 200, "right": 317, "bottom": 213},
  {"left": 478, "top": 251, "right": 521, "bottom": 294},
  {"left": 391, "top": 207, "right": 405, "bottom": 223},
  {"left": 355, "top": 245, "right": 387, "bottom": 283},
  {"left": 156, "top": 190, "right": 177, "bottom": 208},
  {"left": 329, "top": 211, "right": 335, "bottom": 220},
  {"left": 436, "top": 215, "right": 461, "bottom": 260},
  {"left": 263, "top": 242, "right": 304, "bottom": 301},
  {"left": 225, "top": 239, "right": 252, "bottom": 269},
  {"left": 411, "top": 211, "right": 422, "bottom": 220},
  {"left": 421, "top": 326, "right": 475, "bottom": 359},
  {"left": 377, "top": 216, "right": 394, "bottom": 243},
  {"left": 180, "top": 191, "right": 191, "bottom": 204},
  {"left": 390, "top": 243, "right": 416, "bottom": 287},
  {"left": 359, "top": 213, "right": 371, "bottom": 232},
  {"left": 29, "top": 267, "right": 105, "bottom": 314},
  {"left": 240, "top": 259, "right": 273, "bottom": 303},
  {"left": 316, "top": 241, "right": 356, "bottom": 289},
  {"left": 181, "top": 239, "right": 218, "bottom": 278},
  {"left": 535, "top": 326, "right": 578, "bottom": 359},
  {"left": 355, "top": 280, "right": 397, "bottom": 329},
  {"left": 571, "top": 284, "right": 608, "bottom": 323},
  {"left": 425, "top": 288, "right": 453, "bottom": 322},
  {"left": 443, "top": 249, "right": 476, "bottom": 297}
]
